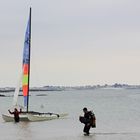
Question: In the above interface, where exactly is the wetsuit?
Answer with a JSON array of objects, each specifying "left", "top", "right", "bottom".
[
  {"left": 83, "top": 111, "right": 94, "bottom": 135},
  {"left": 13, "top": 110, "right": 20, "bottom": 122},
  {"left": 9, "top": 109, "right": 21, "bottom": 122}
]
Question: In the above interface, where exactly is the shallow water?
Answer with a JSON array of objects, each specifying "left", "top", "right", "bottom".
[{"left": 1, "top": 88, "right": 140, "bottom": 140}]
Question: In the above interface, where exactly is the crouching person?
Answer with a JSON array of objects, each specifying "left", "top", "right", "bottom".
[{"left": 79, "top": 107, "right": 96, "bottom": 135}]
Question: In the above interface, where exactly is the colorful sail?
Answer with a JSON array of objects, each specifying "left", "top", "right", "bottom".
[{"left": 22, "top": 10, "right": 31, "bottom": 107}]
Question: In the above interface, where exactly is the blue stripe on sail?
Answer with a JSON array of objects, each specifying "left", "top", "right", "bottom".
[
  {"left": 23, "top": 17, "right": 30, "bottom": 64},
  {"left": 24, "top": 96, "right": 28, "bottom": 107}
]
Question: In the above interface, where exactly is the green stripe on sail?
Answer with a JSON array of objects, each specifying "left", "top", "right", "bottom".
[{"left": 22, "top": 75, "right": 28, "bottom": 85}]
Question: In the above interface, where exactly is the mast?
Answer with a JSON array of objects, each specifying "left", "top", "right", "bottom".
[{"left": 27, "top": 7, "right": 31, "bottom": 112}]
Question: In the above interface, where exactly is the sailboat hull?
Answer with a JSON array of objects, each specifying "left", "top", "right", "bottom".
[
  {"left": 2, "top": 114, "right": 29, "bottom": 122},
  {"left": 2, "top": 113, "right": 68, "bottom": 122},
  {"left": 27, "top": 113, "right": 68, "bottom": 122}
]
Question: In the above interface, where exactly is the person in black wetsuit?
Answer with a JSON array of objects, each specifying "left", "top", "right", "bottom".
[
  {"left": 8, "top": 108, "right": 22, "bottom": 122},
  {"left": 80, "top": 107, "right": 96, "bottom": 135}
]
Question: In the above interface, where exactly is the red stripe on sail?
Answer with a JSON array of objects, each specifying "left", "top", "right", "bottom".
[
  {"left": 23, "top": 85, "right": 28, "bottom": 96},
  {"left": 23, "top": 64, "right": 29, "bottom": 75}
]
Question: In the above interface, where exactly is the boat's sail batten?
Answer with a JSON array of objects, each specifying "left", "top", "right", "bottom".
[{"left": 22, "top": 9, "right": 31, "bottom": 109}]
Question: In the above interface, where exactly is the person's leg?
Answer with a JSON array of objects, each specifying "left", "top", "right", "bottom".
[
  {"left": 15, "top": 117, "right": 19, "bottom": 122},
  {"left": 83, "top": 125, "right": 86, "bottom": 133},
  {"left": 83, "top": 124, "right": 90, "bottom": 135},
  {"left": 86, "top": 125, "right": 90, "bottom": 134}
]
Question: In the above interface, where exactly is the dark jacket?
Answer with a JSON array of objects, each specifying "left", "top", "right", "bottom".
[{"left": 84, "top": 111, "right": 96, "bottom": 127}]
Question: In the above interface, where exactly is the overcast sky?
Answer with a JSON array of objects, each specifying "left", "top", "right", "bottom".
[{"left": 0, "top": 0, "right": 140, "bottom": 87}]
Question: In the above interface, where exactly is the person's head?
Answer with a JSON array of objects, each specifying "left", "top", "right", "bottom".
[
  {"left": 14, "top": 108, "right": 18, "bottom": 111},
  {"left": 83, "top": 107, "right": 88, "bottom": 113}
]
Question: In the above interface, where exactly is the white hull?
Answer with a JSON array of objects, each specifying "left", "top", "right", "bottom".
[
  {"left": 27, "top": 113, "right": 68, "bottom": 122},
  {"left": 2, "top": 114, "right": 29, "bottom": 122}
]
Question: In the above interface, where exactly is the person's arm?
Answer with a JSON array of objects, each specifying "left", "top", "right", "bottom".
[{"left": 8, "top": 110, "right": 14, "bottom": 114}]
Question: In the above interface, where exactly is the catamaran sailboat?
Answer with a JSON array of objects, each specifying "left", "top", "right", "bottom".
[{"left": 2, "top": 7, "right": 67, "bottom": 122}]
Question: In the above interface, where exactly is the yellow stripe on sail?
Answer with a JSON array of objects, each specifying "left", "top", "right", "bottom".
[{"left": 22, "top": 75, "right": 28, "bottom": 85}]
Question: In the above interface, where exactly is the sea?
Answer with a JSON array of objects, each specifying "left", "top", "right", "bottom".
[{"left": 1, "top": 88, "right": 140, "bottom": 140}]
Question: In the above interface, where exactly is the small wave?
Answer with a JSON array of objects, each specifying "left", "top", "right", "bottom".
[{"left": 94, "top": 132, "right": 140, "bottom": 135}]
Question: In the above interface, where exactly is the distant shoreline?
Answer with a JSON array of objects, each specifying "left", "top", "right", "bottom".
[{"left": 0, "top": 83, "right": 140, "bottom": 93}]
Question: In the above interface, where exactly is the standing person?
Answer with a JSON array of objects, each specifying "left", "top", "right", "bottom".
[
  {"left": 8, "top": 108, "right": 22, "bottom": 122},
  {"left": 79, "top": 107, "right": 96, "bottom": 135}
]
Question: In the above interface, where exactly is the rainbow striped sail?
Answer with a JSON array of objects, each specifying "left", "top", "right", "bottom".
[{"left": 22, "top": 9, "right": 31, "bottom": 109}]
